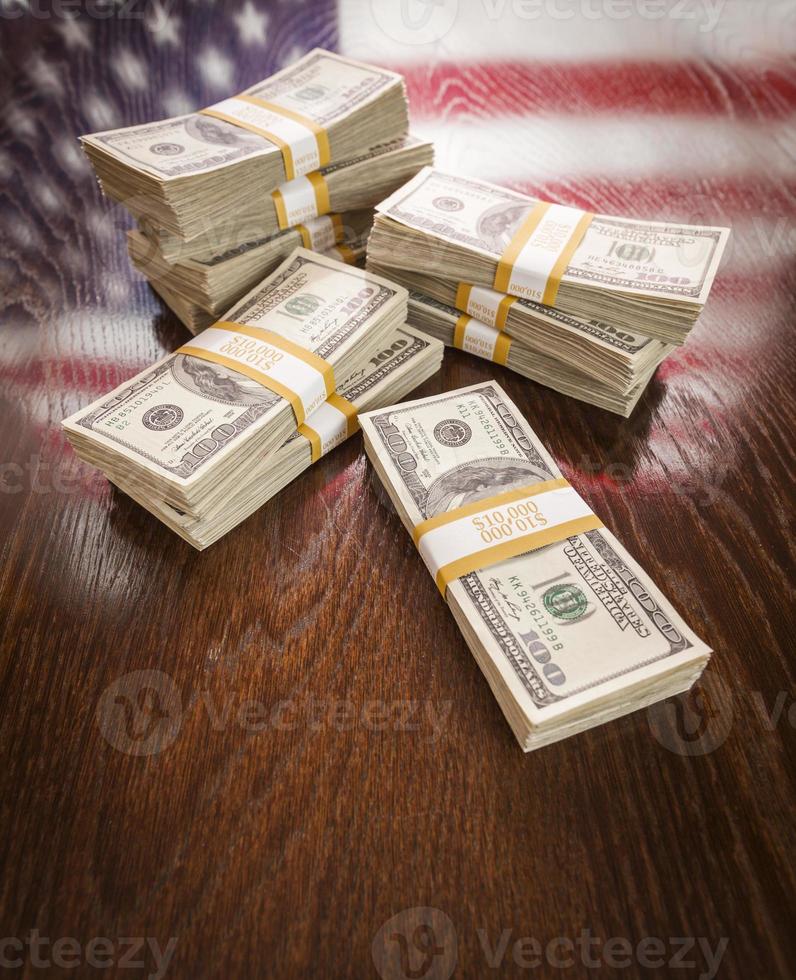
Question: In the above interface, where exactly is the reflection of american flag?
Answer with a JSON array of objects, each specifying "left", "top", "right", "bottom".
[
  {"left": 1, "top": 0, "right": 794, "bottom": 442},
  {"left": 342, "top": 0, "right": 795, "bottom": 298},
  {"left": 340, "top": 0, "right": 795, "bottom": 486}
]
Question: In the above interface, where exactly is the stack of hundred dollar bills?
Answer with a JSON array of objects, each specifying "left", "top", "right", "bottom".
[
  {"left": 360, "top": 382, "right": 711, "bottom": 750},
  {"left": 79, "top": 49, "right": 433, "bottom": 332},
  {"left": 368, "top": 168, "right": 730, "bottom": 416},
  {"left": 62, "top": 249, "right": 442, "bottom": 547},
  {"left": 128, "top": 210, "right": 375, "bottom": 335}
]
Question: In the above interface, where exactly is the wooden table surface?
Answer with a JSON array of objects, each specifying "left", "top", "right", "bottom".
[{"left": 1, "top": 6, "right": 794, "bottom": 979}]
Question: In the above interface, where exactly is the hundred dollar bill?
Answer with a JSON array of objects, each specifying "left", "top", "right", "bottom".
[
  {"left": 370, "top": 168, "right": 731, "bottom": 344},
  {"left": 367, "top": 260, "right": 673, "bottom": 395},
  {"left": 404, "top": 291, "right": 665, "bottom": 416},
  {"left": 141, "top": 236, "right": 367, "bottom": 335},
  {"left": 62, "top": 249, "right": 408, "bottom": 514},
  {"left": 129, "top": 210, "right": 373, "bottom": 332},
  {"left": 81, "top": 49, "right": 409, "bottom": 240},
  {"left": 359, "top": 382, "right": 711, "bottom": 750},
  {"left": 138, "top": 232, "right": 367, "bottom": 335},
  {"left": 138, "top": 135, "right": 432, "bottom": 264},
  {"left": 107, "top": 326, "right": 444, "bottom": 549}
]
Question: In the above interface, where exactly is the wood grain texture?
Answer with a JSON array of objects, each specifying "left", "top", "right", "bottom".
[{"left": 1, "top": 7, "right": 795, "bottom": 980}]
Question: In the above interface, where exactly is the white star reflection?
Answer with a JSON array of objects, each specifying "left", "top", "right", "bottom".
[
  {"left": 233, "top": 1, "right": 268, "bottom": 45},
  {"left": 54, "top": 137, "right": 87, "bottom": 175},
  {"left": 112, "top": 48, "right": 147, "bottom": 91},
  {"left": 27, "top": 53, "right": 61, "bottom": 92},
  {"left": 146, "top": 1, "right": 180, "bottom": 46},
  {"left": 55, "top": 17, "right": 91, "bottom": 51},
  {"left": 197, "top": 46, "right": 234, "bottom": 90},
  {"left": 83, "top": 94, "right": 116, "bottom": 129},
  {"left": 162, "top": 87, "right": 195, "bottom": 117}
]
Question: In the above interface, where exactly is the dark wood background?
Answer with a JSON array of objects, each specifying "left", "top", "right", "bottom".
[{"left": 1, "top": 4, "right": 794, "bottom": 978}]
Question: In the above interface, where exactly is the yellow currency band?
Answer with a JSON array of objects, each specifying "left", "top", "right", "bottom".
[
  {"left": 241, "top": 95, "right": 331, "bottom": 168},
  {"left": 454, "top": 283, "right": 517, "bottom": 330},
  {"left": 492, "top": 203, "right": 594, "bottom": 307},
  {"left": 272, "top": 171, "right": 332, "bottom": 231},
  {"left": 296, "top": 212, "right": 344, "bottom": 249},
  {"left": 452, "top": 313, "right": 512, "bottom": 366},
  {"left": 412, "top": 478, "right": 604, "bottom": 596},
  {"left": 298, "top": 393, "right": 360, "bottom": 463},
  {"left": 330, "top": 212, "right": 345, "bottom": 240},
  {"left": 198, "top": 106, "right": 297, "bottom": 180},
  {"left": 542, "top": 210, "right": 594, "bottom": 307},
  {"left": 178, "top": 320, "right": 336, "bottom": 428},
  {"left": 493, "top": 201, "right": 550, "bottom": 294},
  {"left": 199, "top": 95, "right": 331, "bottom": 182}
]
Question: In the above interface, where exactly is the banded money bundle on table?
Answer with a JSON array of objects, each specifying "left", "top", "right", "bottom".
[
  {"left": 360, "top": 382, "right": 711, "bottom": 750},
  {"left": 368, "top": 168, "right": 731, "bottom": 415},
  {"left": 62, "top": 249, "right": 442, "bottom": 547},
  {"left": 80, "top": 50, "right": 432, "bottom": 331},
  {"left": 82, "top": 49, "right": 411, "bottom": 239},
  {"left": 111, "top": 325, "right": 442, "bottom": 549}
]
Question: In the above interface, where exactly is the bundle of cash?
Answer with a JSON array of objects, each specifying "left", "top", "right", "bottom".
[
  {"left": 360, "top": 382, "right": 711, "bottom": 751},
  {"left": 109, "top": 326, "right": 443, "bottom": 548},
  {"left": 143, "top": 238, "right": 368, "bottom": 336},
  {"left": 369, "top": 168, "right": 730, "bottom": 345},
  {"left": 138, "top": 135, "right": 433, "bottom": 264},
  {"left": 366, "top": 260, "right": 673, "bottom": 404},
  {"left": 81, "top": 49, "right": 409, "bottom": 241},
  {"left": 403, "top": 291, "right": 664, "bottom": 416},
  {"left": 129, "top": 211, "right": 373, "bottom": 333},
  {"left": 62, "top": 249, "right": 409, "bottom": 518}
]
